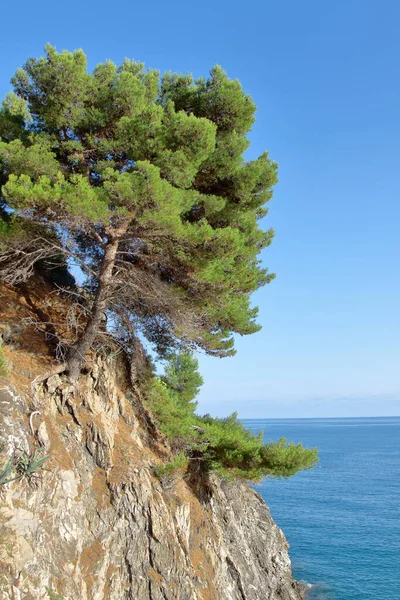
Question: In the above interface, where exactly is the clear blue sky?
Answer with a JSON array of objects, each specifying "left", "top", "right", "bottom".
[{"left": 1, "top": 0, "right": 399, "bottom": 417}]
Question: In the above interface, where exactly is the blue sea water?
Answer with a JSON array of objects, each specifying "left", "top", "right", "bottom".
[{"left": 243, "top": 417, "right": 400, "bottom": 600}]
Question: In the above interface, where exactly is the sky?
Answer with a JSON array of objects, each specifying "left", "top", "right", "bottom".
[{"left": 1, "top": 0, "right": 399, "bottom": 417}]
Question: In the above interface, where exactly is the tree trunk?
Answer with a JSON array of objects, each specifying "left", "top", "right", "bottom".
[{"left": 66, "top": 229, "right": 123, "bottom": 382}]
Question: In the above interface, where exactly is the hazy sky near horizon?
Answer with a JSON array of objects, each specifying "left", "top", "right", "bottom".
[{"left": 1, "top": 0, "right": 399, "bottom": 418}]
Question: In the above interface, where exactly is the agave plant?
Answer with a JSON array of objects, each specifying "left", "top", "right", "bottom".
[
  {"left": 0, "top": 457, "right": 15, "bottom": 486},
  {"left": 15, "top": 450, "right": 49, "bottom": 480}
]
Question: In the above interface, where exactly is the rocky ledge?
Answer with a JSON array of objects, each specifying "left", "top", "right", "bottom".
[{"left": 0, "top": 286, "right": 305, "bottom": 599}]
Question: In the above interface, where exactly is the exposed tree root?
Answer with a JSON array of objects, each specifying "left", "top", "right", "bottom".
[{"left": 30, "top": 363, "right": 67, "bottom": 394}]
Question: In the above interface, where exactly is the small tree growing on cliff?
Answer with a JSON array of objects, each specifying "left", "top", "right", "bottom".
[
  {"left": 161, "top": 351, "right": 203, "bottom": 407},
  {"left": 145, "top": 351, "right": 319, "bottom": 480},
  {"left": 0, "top": 45, "right": 277, "bottom": 381}
]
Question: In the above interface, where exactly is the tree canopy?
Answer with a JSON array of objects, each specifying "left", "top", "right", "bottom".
[{"left": 0, "top": 45, "right": 278, "bottom": 380}]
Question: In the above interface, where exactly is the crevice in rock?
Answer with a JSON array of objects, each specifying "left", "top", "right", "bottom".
[{"left": 225, "top": 556, "right": 247, "bottom": 600}]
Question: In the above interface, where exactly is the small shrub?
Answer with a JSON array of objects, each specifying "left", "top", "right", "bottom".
[
  {"left": 260, "top": 437, "right": 319, "bottom": 478},
  {"left": 197, "top": 412, "right": 267, "bottom": 480},
  {"left": 0, "top": 215, "right": 27, "bottom": 251},
  {"left": 198, "top": 413, "right": 319, "bottom": 481},
  {"left": 161, "top": 352, "right": 203, "bottom": 406},
  {"left": 153, "top": 453, "right": 189, "bottom": 489},
  {"left": 144, "top": 351, "right": 319, "bottom": 482},
  {"left": 47, "top": 589, "right": 64, "bottom": 600},
  {"left": 144, "top": 377, "right": 197, "bottom": 445},
  {"left": 0, "top": 457, "right": 15, "bottom": 486},
  {"left": 0, "top": 450, "right": 49, "bottom": 486},
  {"left": 15, "top": 449, "right": 49, "bottom": 481},
  {"left": 0, "top": 343, "right": 8, "bottom": 377}
]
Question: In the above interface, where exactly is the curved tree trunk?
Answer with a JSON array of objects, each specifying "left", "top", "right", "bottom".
[{"left": 66, "top": 230, "right": 123, "bottom": 382}]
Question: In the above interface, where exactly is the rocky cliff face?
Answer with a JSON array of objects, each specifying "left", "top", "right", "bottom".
[{"left": 0, "top": 285, "right": 304, "bottom": 600}]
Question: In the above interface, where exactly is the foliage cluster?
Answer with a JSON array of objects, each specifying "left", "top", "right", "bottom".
[
  {"left": 0, "top": 343, "right": 7, "bottom": 377},
  {"left": 0, "top": 212, "right": 25, "bottom": 251},
  {"left": 145, "top": 352, "right": 318, "bottom": 482},
  {"left": 0, "top": 450, "right": 48, "bottom": 486},
  {"left": 152, "top": 453, "right": 189, "bottom": 489},
  {"left": 197, "top": 414, "right": 318, "bottom": 480},
  {"left": 0, "top": 47, "right": 317, "bottom": 487},
  {"left": 0, "top": 457, "right": 13, "bottom": 485},
  {"left": 0, "top": 45, "right": 278, "bottom": 381},
  {"left": 46, "top": 588, "right": 64, "bottom": 600}
]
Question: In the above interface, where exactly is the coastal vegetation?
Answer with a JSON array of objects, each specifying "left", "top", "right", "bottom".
[
  {"left": 0, "top": 343, "right": 7, "bottom": 376},
  {"left": 0, "top": 46, "right": 318, "bottom": 483},
  {"left": 0, "top": 450, "right": 48, "bottom": 486},
  {"left": 146, "top": 351, "right": 318, "bottom": 482},
  {"left": 0, "top": 44, "right": 277, "bottom": 381}
]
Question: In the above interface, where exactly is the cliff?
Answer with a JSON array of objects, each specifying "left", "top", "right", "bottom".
[{"left": 0, "top": 283, "right": 305, "bottom": 600}]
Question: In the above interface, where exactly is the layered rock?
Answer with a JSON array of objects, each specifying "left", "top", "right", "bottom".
[{"left": 0, "top": 285, "right": 304, "bottom": 600}]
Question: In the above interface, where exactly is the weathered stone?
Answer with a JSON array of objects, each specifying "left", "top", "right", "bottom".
[
  {"left": 36, "top": 421, "right": 50, "bottom": 450},
  {"left": 0, "top": 360, "right": 305, "bottom": 600},
  {"left": 46, "top": 374, "right": 62, "bottom": 394}
]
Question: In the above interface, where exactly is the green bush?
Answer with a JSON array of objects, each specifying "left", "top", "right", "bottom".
[
  {"left": 0, "top": 213, "right": 25, "bottom": 250},
  {"left": 145, "top": 351, "right": 204, "bottom": 446},
  {"left": 144, "top": 377, "right": 197, "bottom": 444},
  {"left": 260, "top": 437, "right": 319, "bottom": 478},
  {"left": 46, "top": 589, "right": 64, "bottom": 600},
  {"left": 197, "top": 412, "right": 267, "bottom": 480},
  {"left": 0, "top": 457, "right": 14, "bottom": 485},
  {"left": 0, "top": 450, "right": 49, "bottom": 486},
  {"left": 161, "top": 352, "right": 203, "bottom": 407},
  {"left": 153, "top": 453, "right": 189, "bottom": 489},
  {"left": 15, "top": 450, "right": 49, "bottom": 480},
  {"left": 197, "top": 413, "right": 318, "bottom": 481},
  {"left": 144, "top": 351, "right": 319, "bottom": 482},
  {"left": 0, "top": 343, "right": 8, "bottom": 377}
]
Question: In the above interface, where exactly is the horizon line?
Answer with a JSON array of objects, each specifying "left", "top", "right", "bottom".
[{"left": 240, "top": 415, "right": 400, "bottom": 420}]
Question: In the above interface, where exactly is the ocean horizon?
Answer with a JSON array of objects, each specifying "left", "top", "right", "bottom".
[
  {"left": 244, "top": 416, "right": 400, "bottom": 600},
  {"left": 243, "top": 415, "right": 400, "bottom": 420}
]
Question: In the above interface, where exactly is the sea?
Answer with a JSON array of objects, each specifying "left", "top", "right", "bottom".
[{"left": 244, "top": 417, "right": 400, "bottom": 600}]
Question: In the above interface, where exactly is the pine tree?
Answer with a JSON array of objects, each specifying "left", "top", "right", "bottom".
[
  {"left": 0, "top": 45, "right": 278, "bottom": 381},
  {"left": 161, "top": 351, "right": 203, "bottom": 407}
]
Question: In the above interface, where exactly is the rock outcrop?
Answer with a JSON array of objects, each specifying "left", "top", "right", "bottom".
[{"left": 0, "top": 284, "right": 305, "bottom": 600}]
